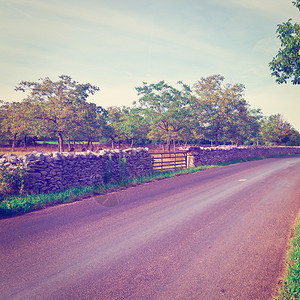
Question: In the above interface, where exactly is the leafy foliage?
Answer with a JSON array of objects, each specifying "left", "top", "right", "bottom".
[
  {"left": 136, "top": 81, "right": 194, "bottom": 151},
  {"left": 118, "top": 107, "right": 149, "bottom": 146},
  {"left": 0, "top": 165, "right": 29, "bottom": 201},
  {"left": 283, "top": 128, "right": 300, "bottom": 145},
  {"left": 260, "top": 114, "right": 292, "bottom": 145},
  {"left": 15, "top": 75, "right": 101, "bottom": 151},
  {"left": 270, "top": 2, "right": 300, "bottom": 84},
  {"left": 0, "top": 100, "right": 37, "bottom": 151},
  {"left": 293, "top": 0, "right": 300, "bottom": 10},
  {"left": 0, "top": 74, "right": 299, "bottom": 149},
  {"left": 193, "top": 75, "right": 257, "bottom": 145},
  {"left": 104, "top": 106, "right": 124, "bottom": 148}
]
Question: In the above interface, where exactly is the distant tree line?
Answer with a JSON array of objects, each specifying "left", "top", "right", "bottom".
[{"left": 0, "top": 75, "right": 299, "bottom": 152}]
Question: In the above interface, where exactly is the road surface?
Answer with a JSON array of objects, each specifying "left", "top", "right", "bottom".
[{"left": 1, "top": 156, "right": 300, "bottom": 299}]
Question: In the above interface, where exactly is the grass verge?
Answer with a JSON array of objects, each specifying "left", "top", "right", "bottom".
[
  {"left": 0, "top": 164, "right": 217, "bottom": 218},
  {"left": 275, "top": 215, "right": 300, "bottom": 299},
  {"left": 0, "top": 154, "right": 298, "bottom": 219}
]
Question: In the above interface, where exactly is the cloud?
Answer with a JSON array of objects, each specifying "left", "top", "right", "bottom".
[{"left": 1, "top": 0, "right": 225, "bottom": 57}]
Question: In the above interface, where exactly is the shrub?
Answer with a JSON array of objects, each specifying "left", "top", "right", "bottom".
[{"left": 0, "top": 165, "right": 29, "bottom": 201}]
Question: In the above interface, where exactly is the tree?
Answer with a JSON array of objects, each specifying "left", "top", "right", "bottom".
[
  {"left": 104, "top": 106, "right": 124, "bottom": 148},
  {"left": 293, "top": 0, "right": 300, "bottom": 10},
  {"left": 282, "top": 127, "right": 300, "bottom": 145},
  {"left": 245, "top": 109, "right": 264, "bottom": 145},
  {"left": 0, "top": 101, "right": 9, "bottom": 143},
  {"left": 135, "top": 81, "right": 193, "bottom": 151},
  {"left": 118, "top": 107, "right": 149, "bottom": 147},
  {"left": 67, "top": 101, "right": 105, "bottom": 150},
  {"left": 260, "top": 114, "right": 292, "bottom": 145},
  {"left": 225, "top": 108, "right": 262, "bottom": 146},
  {"left": 15, "top": 75, "right": 100, "bottom": 152},
  {"left": 269, "top": 1, "right": 300, "bottom": 84},
  {"left": 193, "top": 75, "right": 252, "bottom": 145},
  {"left": 0, "top": 100, "right": 37, "bottom": 151}
]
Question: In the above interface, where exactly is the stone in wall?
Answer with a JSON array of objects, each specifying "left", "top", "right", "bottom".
[
  {"left": 0, "top": 148, "right": 153, "bottom": 194},
  {"left": 123, "top": 148, "right": 153, "bottom": 179},
  {"left": 185, "top": 145, "right": 300, "bottom": 168},
  {"left": 3, "top": 145, "right": 298, "bottom": 195}
]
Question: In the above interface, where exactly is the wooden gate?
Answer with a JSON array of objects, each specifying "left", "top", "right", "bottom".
[{"left": 150, "top": 151, "right": 187, "bottom": 171}]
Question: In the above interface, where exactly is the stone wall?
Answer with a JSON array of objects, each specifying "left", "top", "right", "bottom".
[
  {"left": 1, "top": 146, "right": 299, "bottom": 195},
  {"left": 185, "top": 145, "right": 300, "bottom": 168},
  {"left": 0, "top": 148, "right": 152, "bottom": 194}
]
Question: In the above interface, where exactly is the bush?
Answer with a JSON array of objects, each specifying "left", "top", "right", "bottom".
[{"left": 0, "top": 165, "right": 29, "bottom": 201}]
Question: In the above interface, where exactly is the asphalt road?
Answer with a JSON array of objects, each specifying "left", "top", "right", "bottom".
[{"left": 1, "top": 156, "right": 300, "bottom": 300}]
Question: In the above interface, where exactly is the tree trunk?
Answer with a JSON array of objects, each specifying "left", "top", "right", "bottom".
[
  {"left": 166, "top": 137, "right": 171, "bottom": 152},
  {"left": 215, "top": 134, "right": 219, "bottom": 146},
  {"left": 68, "top": 137, "right": 71, "bottom": 151},
  {"left": 90, "top": 141, "right": 94, "bottom": 152},
  {"left": 111, "top": 139, "right": 114, "bottom": 149},
  {"left": 58, "top": 133, "right": 64, "bottom": 152},
  {"left": 12, "top": 133, "right": 17, "bottom": 152},
  {"left": 23, "top": 135, "right": 27, "bottom": 149},
  {"left": 131, "top": 139, "right": 134, "bottom": 148},
  {"left": 33, "top": 137, "right": 37, "bottom": 147}
]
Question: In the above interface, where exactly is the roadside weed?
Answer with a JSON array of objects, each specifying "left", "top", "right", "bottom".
[{"left": 275, "top": 215, "right": 300, "bottom": 299}]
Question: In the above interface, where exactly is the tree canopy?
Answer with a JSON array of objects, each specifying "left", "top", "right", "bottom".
[
  {"left": 15, "top": 75, "right": 101, "bottom": 152},
  {"left": 136, "top": 81, "right": 194, "bottom": 151},
  {"left": 193, "top": 75, "right": 257, "bottom": 145},
  {"left": 260, "top": 114, "right": 292, "bottom": 145},
  {"left": 0, "top": 74, "right": 299, "bottom": 151},
  {"left": 293, "top": 0, "right": 300, "bottom": 10},
  {"left": 270, "top": 1, "right": 300, "bottom": 84}
]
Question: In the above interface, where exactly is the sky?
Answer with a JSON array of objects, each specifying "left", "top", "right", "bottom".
[{"left": 1, "top": 0, "right": 299, "bottom": 130}]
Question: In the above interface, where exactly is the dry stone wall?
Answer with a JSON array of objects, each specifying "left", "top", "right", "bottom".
[
  {"left": 0, "top": 146, "right": 299, "bottom": 195},
  {"left": 185, "top": 145, "right": 300, "bottom": 168},
  {"left": 0, "top": 148, "right": 152, "bottom": 194}
]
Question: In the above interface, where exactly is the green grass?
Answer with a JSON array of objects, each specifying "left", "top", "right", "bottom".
[
  {"left": 0, "top": 164, "right": 216, "bottom": 218},
  {"left": 0, "top": 153, "right": 298, "bottom": 218},
  {"left": 36, "top": 141, "right": 59, "bottom": 145},
  {"left": 1, "top": 154, "right": 299, "bottom": 298},
  {"left": 275, "top": 215, "right": 300, "bottom": 299},
  {"left": 36, "top": 141, "right": 103, "bottom": 145}
]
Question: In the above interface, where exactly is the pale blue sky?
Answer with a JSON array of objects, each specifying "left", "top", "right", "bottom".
[{"left": 1, "top": 0, "right": 299, "bottom": 130}]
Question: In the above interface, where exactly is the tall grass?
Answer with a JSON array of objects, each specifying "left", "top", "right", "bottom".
[{"left": 275, "top": 215, "right": 300, "bottom": 299}]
